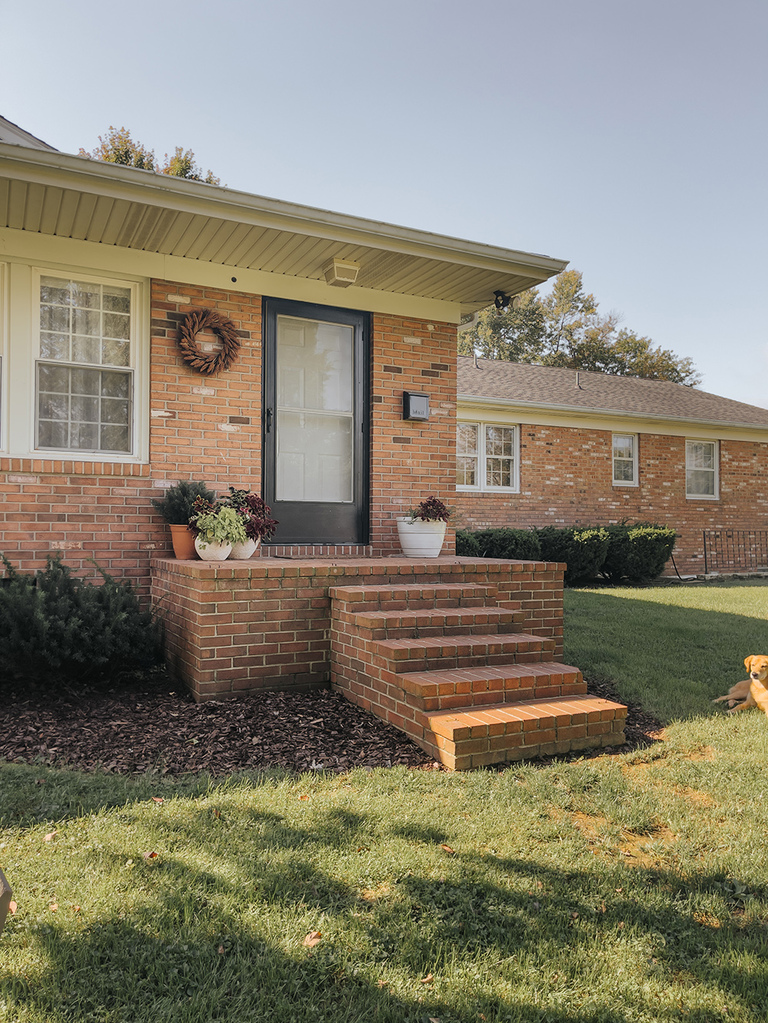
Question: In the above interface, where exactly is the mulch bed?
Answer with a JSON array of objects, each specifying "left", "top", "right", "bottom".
[{"left": 0, "top": 670, "right": 662, "bottom": 778}]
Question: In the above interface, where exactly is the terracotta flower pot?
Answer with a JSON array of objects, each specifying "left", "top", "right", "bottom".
[{"left": 169, "top": 523, "right": 197, "bottom": 560}]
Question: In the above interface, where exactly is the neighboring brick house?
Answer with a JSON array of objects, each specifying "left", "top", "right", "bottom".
[
  {"left": 455, "top": 357, "right": 768, "bottom": 575},
  {"left": 0, "top": 118, "right": 567, "bottom": 587}
]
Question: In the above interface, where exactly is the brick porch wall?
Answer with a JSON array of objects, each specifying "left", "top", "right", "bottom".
[
  {"left": 0, "top": 281, "right": 458, "bottom": 591},
  {"left": 151, "top": 556, "right": 564, "bottom": 702},
  {"left": 453, "top": 426, "right": 768, "bottom": 575}
]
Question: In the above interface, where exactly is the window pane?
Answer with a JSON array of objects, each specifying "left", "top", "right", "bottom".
[
  {"left": 103, "top": 312, "right": 130, "bottom": 341},
  {"left": 72, "top": 308, "right": 100, "bottom": 336},
  {"left": 457, "top": 456, "right": 476, "bottom": 487},
  {"left": 614, "top": 459, "right": 634, "bottom": 482},
  {"left": 687, "top": 469, "right": 715, "bottom": 496},
  {"left": 457, "top": 423, "right": 478, "bottom": 455},
  {"left": 72, "top": 336, "right": 100, "bottom": 364},
  {"left": 40, "top": 276, "right": 73, "bottom": 306},
  {"left": 40, "top": 333, "right": 69, "bottom": 360},
  {"left": 613, "top": 435, "right": 634, "bottom": 460},
  {"left": 486, "top": 458, "right": 512, "bottom": 488},
  {"left": 101, "top": 339, "right": 130, "bottom": 367},
  {"left": 103, "top": 285, "right": 131, "bottom": 313},
  {"left": 276, "top": 411, "right": 353, "bottom": 502},
  {"left": 71, "top": 282, "right": 101, "bottom": 309},
  {"left": 277, "top": 316, "right": 353, "bottom": 413},
  {"left": 688, "top": 442, "right": 715, "bottom": 469},
  {"left": 486, "top": 425, "right": 513, "bottom": 457},
  {"left": 37, "top": 364, "right": 132, "bottom": 453}
]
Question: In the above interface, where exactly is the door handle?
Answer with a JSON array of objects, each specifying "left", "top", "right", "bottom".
[{"left": 265, "top": 407, "right": 273, "bottom": 433}]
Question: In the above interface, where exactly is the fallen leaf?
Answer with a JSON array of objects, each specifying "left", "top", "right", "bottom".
[
  {"left": 420, "top": 973, "right": 434, "bottom": 984},
  {"left": 377, "top": 979, "right": 388, "bottom": 988},
  {"left": 299, "top": 795, "right": 309, "bottom": 801},
  {"left": 49, "top": 903, "right": 58, "bottom": 912},
  {"left": 143, "top": 851, "right": 158, "bottom": 860},
  {"left": 440, "top": 844, "right": 455, "bottom": 854},
  {"left": 8, "top": 901, "right": 17, "bottom": 915},
  {"left": 43, "top": 831, "right": 57, "bottom": 842},
  {"left": 218, "top": 945, "right": 225, "bottom": 955},
  {"left": 303, "top": 931, "right": 322, "bottom": 947},
  {"left": 72, "top": 905, "right": 81, "bottom": 913},
  {"left": 151, "top": 797, "right": 164, "bottom": 804}
]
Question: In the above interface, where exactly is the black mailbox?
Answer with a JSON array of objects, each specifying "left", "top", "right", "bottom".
[{"left": 403, "top": 392, "right": 430, "bottom": 421}]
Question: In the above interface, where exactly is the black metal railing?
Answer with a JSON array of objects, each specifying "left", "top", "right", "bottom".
[{"left": 702, "top": 530, "right": 768, "bottom": 574}]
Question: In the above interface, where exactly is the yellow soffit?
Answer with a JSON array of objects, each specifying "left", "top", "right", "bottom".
[{"left": 0, "top": 144, "right": 567, "bottom": 317}]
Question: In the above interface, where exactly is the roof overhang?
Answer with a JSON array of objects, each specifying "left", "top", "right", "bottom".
[{"left": 0, "top": 143, "right": 567, "bottom": 320}]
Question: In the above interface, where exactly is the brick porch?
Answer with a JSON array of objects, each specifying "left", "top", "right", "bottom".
[{"left": 151, "top": 555, "right": 626, "bottom": 769}]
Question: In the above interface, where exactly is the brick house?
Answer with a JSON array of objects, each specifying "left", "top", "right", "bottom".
[
  {"left": 455, "top": 357, "right": 768, "bottom": 575},
  {"left": 0, "top": 118, "right": 628, "bottom": 767}
]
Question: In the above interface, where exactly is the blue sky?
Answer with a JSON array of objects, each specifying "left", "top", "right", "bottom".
[{"left": 4, "top": 0, "right": 766, "bottom": 407}]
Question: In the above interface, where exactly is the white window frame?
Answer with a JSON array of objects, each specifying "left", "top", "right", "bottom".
[
  {"left": 457, "top": 421, "right": 519, "bottom": 493},
  {"left": 612, "top": 433, "right": 638, "bottom": 487},
  {"left": 0, "top": 262, "right": 6, "bottom": 452},
  {"left": 3, "top": 261, "right": 148, "bottom": 462},
  {"left": 685, "top": 439, "right": 719, "bottom": 500}
]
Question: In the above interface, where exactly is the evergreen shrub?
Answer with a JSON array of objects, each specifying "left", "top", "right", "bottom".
[
  {"left": 455, "top": 530, "right": 481, "bottom": 557},
  {"left": 600, "top": 523, "right": 677, "bottom": 583},
  {"left": 536, "top": 527, "right": 610, "bottom": 584},
  {"left": 0, "top": 555, "right": 162, "bottom": 684},
  {"left": 461, "top": 528, "right": 542, "bottom": 561}
]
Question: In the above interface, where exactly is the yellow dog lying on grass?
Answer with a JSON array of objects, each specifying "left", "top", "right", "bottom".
[{"left": 714, "top": 655, "right": 768, "bottom": 717}]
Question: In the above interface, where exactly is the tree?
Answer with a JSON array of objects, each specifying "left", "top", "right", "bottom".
[
  {"left": 79, "top": 126, "right": 156, "bottom": 170},
  {"left": 80, "top": 127, "right": 220, "bottom": 184},
  {"left": 460, "top": 269, "right": 700, "bottom": 385}
]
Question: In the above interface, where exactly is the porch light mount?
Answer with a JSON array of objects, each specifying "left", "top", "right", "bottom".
[
  {"left": 494, "top": 290, "right": 512, "bottom": 311},
  {"left": 323, "top": 257, "right": 361, "bottom": 287}
]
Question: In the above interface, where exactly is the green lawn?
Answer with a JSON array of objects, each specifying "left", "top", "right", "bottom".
[{"left": 2, "top": 582, "right": 768, "bottom": 1022}]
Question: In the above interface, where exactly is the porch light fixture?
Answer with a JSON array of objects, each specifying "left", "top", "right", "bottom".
[
  {"left": 494, "top": 290, "right": 511, "bottom": 311},
  {"left": 323, "top": 257, "right": 361, "bottom": 287}
]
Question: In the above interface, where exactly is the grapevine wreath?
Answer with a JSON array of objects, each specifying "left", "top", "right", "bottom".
[{"left": 177, "top": 308, "right": 241, "bottom": 375}]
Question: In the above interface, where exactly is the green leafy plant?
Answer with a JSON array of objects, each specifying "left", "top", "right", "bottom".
[
  {"left": 151, "top": 481, "right": 216, "bottom": 526},
  {"left": 0, "top": 554, "right": 161, "bottom": 683},
  {"left": 407, "top": 496, "right": 451, "bottom": 522},
  {"left": 224, "top": 487, "right": 279, "bottom": 542},
  {"left": 189, "top": 498, "right": 248, "bottom": 548}
]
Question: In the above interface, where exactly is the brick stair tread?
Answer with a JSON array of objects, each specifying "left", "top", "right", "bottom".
[
  {"left": 348, "top": 607, "right": 521, "bottom": 630},
  {"left": 427, "top": 695, "right": 628, "bottom": 741},
  {"left": 329, "top": 583, "right": 500, "bottom": 607},
  {"left": 374, "top": 632, "right": 552, "bottom": 659},
  {"left": 398, "top": 661, "right": 584, "bottom": 700}
]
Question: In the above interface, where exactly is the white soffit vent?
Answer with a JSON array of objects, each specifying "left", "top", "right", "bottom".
[{"left": 323, "top": 257, "right": 361, "bottom": 287}]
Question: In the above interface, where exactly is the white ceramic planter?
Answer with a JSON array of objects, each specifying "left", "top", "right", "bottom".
[
  {"left": 396, "top": 517, "right": 447, "bottom": 558},
  {"left": 194, "top": 537, "right": 232, "bottom": 561},
  {"left": 229, "top": 537, "right": 260, "bottom": 560}
]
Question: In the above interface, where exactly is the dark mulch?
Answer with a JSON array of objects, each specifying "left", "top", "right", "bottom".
[{"left": 0, "top": 670, "right": 662, "bottom": 778}]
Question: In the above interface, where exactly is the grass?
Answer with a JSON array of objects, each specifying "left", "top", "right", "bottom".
[
  {"left": 2, "top": 581, "right": 768, "bottom": 1022},
  {"left": 564, "top": 579, "right": 768, "bottom": 722}
]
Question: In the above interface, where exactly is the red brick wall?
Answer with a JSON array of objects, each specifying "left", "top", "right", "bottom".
[
  {"left": 0, "top": 281, "right": 458, "bottom": 589},
  {"left": 453, "top": 425, "right": 768, "bottom": 575}
]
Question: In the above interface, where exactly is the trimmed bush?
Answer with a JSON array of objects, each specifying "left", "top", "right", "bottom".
[
  {"left": 536, "top": 527, "right": 610, "bottom": 585},
  {"left": 600, "top": 523, "right": 677, "bottom": 583},
  {"left": 455, "top": 529, "right": 482, "bottom": 557},
  {"left": 458, "top": 528, "right": 541, "bottom": 561},
  {"left": 0, "top": 554, "right": 162, "bottom": 684}
]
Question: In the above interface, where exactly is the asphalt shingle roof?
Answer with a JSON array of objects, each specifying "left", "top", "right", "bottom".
[{"left": 457, "top": 357, "right": 768, "bottom": 429}]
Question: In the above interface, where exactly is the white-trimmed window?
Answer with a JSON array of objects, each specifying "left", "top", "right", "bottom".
[
  {"left": 457, "top": 422, "right": 519, "bottom": 492},
  {"left": 612, "top": 433, "right": 638, "bottom": 486},
  {"left": 36, "top": 274, "right": 135, "bottom": 455},
  {"left": 686, "top": 439, "right": 719, "bottom": 499}
]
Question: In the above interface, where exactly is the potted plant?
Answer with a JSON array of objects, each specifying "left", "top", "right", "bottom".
[
  {"left": 396, "top": 496, "right": 451, "bottom": 558},
  {"left": 189, "top": 497, "right": 248, "bottom": 561},
  {"left": 151, "top": 480, "right": 216, "bottom": 559},
  {"left": 223, "top": 487, "right": 279, "bottom": 559}
]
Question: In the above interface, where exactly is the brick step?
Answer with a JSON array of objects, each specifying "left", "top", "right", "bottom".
[
  {"left": 398, "top": 661, "right": 587, "bottom": 711},
  {"left": 369, "top": 632, "right": 555, "bottom": 674},
  {"left": 329, "top": 583, "right": 504, "bottom": 611},
  {"left": 337, "top": 605, "right": 524, "bottom": 640},
  {"left": 425, "top": 695, "right": 628, "bottom": 771}
]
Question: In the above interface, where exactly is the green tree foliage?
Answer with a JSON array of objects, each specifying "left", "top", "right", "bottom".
[
  {"left": 80, "top": 127, "right": 220, "bottom": 184},
  {"left": 460, "top": 269, "right": 700, "bottom": 385}
]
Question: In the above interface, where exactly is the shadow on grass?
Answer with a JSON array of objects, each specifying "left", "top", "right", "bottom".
[
  {"left": 3, "top": 779, "right": 767, "bottom": 1022},
  {"left": 563, "top": 590, "right": 768, "bottom": 723}
]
